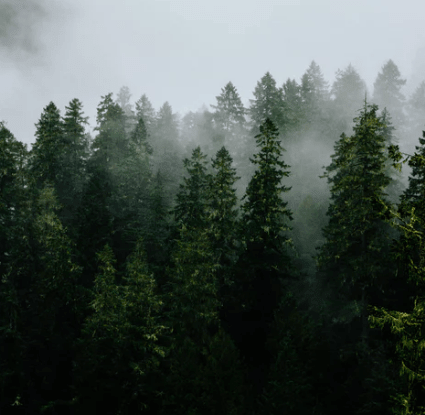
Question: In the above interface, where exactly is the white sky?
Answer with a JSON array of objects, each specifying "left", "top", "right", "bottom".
[{"left": 1, "top": 0, "right": 425, "bottom": 145}]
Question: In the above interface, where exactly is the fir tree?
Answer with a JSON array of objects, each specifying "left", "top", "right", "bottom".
[
  {"left": 249, "top": 72, "right": 286, "bottom": 134},
  {"left": 331, "top": 64, "right": 367, "bottom": 134},
  {"left": 210, "top": 81, "right": 246, "bottom": 147},
  {"left": 373, "top": 60, "right": 407, "bottom": 129},
  {"left": 173, "top": 146, "right": 210, "bottom": 231},
  {"left": 317, "top": 101, "right": 397, "bottom": 342},
  {"left": 135, "top": 93, "right": 156, "bottom": 133},
  {"left": 232, "top": 118, "right": 293, "bottom": 401},
  {"left": 29, "top": 102, "right": 65, "bottom": 189}
]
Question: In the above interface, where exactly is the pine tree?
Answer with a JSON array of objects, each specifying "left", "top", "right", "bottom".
[
  {"left": 249, "top": 72, "right": 286, "bottom": 134},
  {"left": 0, "top": 122, "right": 28, "bottom": 411},
  {"left": 407, "top": 81, "right": 425, "bottom": 137},
  {"left": 369, "top": 167, "right": 425, "bottom": 414},
  {"left": 331, "top": 64, "right": 367, "bottom": 134},
  {"left": 151, "top": 101, "right": 183, "bottom": 206},
  {"left": 135, "top": 93, "right": 156, "bottom": 133},
  {"left": 1, "top": 186, "right": 85, "bottom": 413},
  {"left": 282, "top": 78, "right": 302, "bottom": 132},
  {"left": 173, "top": 146, "right": 210, "bottom": 231},
  {"left": 300, "top": 60, "right": 330, "bottom": 125},
  {"left": 231, "top": 118, "right": 293, "bottom": 400},
  {"left": 210, "top": 81, "right": 246, "bottom": 148},
  {"left": 29, "top": 102, "right": 65, "bottom": 189},
  {"left": 373, "top": 60, "right": 407, "bottom": 129},
  {"left": 59, "top": 98, "right": 90, "bottom": 231},
  {"left": 208, "top": 146, "right": 240, "bottom": 263},
  {"left": 317, "top": 101, "right": 397, "bottom": 343},
  {"left": 92, "top": 92, "right": 127, "bottom": 167}
]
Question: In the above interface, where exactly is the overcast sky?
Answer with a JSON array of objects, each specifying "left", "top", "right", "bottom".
[{"left": 1, "top": 0, "right": 425, "bottom": 146}]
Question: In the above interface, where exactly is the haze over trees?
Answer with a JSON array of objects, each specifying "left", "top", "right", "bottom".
[{"left": 1, "top": 59, "right": 425, "bottom": 414}]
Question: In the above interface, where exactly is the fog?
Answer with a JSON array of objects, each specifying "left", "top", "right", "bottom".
[{"left": 1, "top": 0, "right": 424, "bottom": 146}]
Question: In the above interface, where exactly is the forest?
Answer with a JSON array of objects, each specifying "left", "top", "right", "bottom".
[{"left": 0, "top": 59, "right": 425, "bottom": 414}]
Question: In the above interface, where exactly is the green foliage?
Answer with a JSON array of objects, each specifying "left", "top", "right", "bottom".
[
  {"left": 368, "top": 137, "right": 425, "bottom": 414},
  {"left": 135, "top": 93, "right": 157, "bottom": 133},
  {"left": 249, "top": 72, "right": 287, "bottom": 133},
  {"left": 331, "top": 64, "right": 367, "bottom": 133},
  {"left": 242, "top": 118, "right": 293, "bottom": 258},
  {"left": 317, "top": 101, "right": 397, "bottom": 347},
  {"left": 1, "top": 185, "right": 85, "bottom": 412},
  {"left": 174, "top": 146, "right": 211, "bottom": 231},
  {"left": 211, "top": 81, "right": 246, "bottom": 145},
  {"left": 373, "top": 60, "right": 406, "bottom": 128},
  {"left": 75, "top": 241, "right": 168, "bottom": 414},
  {"left": 208, "top": 146, "right": 240, "bottom": 260},
  {"left": 30, "top": 102, "right": 65, "bottom": 188}
]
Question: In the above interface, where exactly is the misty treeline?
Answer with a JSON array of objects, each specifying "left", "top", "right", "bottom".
[{"left": 1, "top": 59, "right": 425, "bottom": 414}]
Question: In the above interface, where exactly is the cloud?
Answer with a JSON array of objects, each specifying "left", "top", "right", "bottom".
[{"left": 0, "top": 0, "right": 49, "bottom": 55}]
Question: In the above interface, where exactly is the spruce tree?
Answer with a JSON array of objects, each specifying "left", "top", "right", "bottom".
[
  {"left": 373, "top": 60, "right": 407, "bottom": 129},
  {"left": 29, "top": 102, "right": 65, "bottom": 189},
  {"left": 233, "top": 118, "right": 293, "bottom": 400},
  {"left": 173, "top": 146, "right": 210, "bottom": 231},
  {"left": 317, "top": 101, "right": 397, "bottom": 342},
  {"left": 210, "top": 81, "right": 246, "bottom": 150},
  {"left": 59, "top": 98, "right": 90, "bottom": 231},
  {"left": 135, "top": 93, "right": 156, "bottom": 133},
  {"left": 331, "top": 64, "right": 367, "bottom": 134},
  {"left": 249, "top": 72, "right": 286, "bottom": 134}
]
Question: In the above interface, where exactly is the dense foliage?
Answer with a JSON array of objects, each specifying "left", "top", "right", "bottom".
[{"left": 1, "top": 59, "right": 424, "bottom": 414}]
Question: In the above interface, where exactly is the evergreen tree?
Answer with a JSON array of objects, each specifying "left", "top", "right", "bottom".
[
  {"left": 369, "top": 169, "right": 425, "bottom": 414},
  {"left": 208, "top": 146, "right": 240, "bottom": 266},
  {"left": 331, "top": 64, "right": 367, "bottom": 134},
  {"left": 231, "top": 118, "right": 293, "bottom": 401},
  {"left": 1, "top": 186, "right": 85, "bottom": 413},
  {"left": 0, "top": 122, "right": 29, "bottom": 411},
  {"left": 29, "top": 102, "right": 65, "bottom": 189},
  {"left": 300, "top": 60, "right": 330, "bottom": 125},
  {"left": 282, "top": 78, "right": 303, "bottom": 132},
  {"left": 116, "top": 85, "right": 136, "bottom": 134},
  {"left": 407, "top": 81, "right": 425, "bottom": 137},
  {"left": 151, "top": 101, "right": 183, "bottom": 206},
  {"left": 173, "top": 146, "right": 210, "bottom": 231},
  {"left": 210, "top": 82, "right": 246, "bottom": 150},
  {"left": 249, "top": 72, "right": 286, "bottom": 134},
  {"left": 373, "top": 60, "right": 407, "bottom": 129},
  {"left": 59, "top": 98, "right": 90, "bottom": 231},
  {"left": 74, "top": 241, "right": 168, "bottom": 414},
  {"left": 92, "top": 92, "right": 127, "bottom": 167},
  {"left": 317, "top": 101, "right": 397, "bottom": 342},
  {"left": 135, "top": 93, "right": 156, "bottom": 133}
]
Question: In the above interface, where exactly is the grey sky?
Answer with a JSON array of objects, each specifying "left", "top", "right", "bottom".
[{"left": 1, "top": 0, "right": 424, "bottom": 145}]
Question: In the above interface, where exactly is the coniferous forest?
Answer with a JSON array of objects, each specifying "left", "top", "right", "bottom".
[{"left": 1, "top": 59, "right": 425, "bottom": 414}]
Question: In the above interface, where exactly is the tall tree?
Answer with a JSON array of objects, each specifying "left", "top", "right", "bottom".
[
  {"left": 373, "top": 60, "right": 407, "bottom": 129},
  {"left": 249, "top": 72, "right": 286, "bottom": 134},
  {"left": 29, "top": 102, "right": 64, "bottom": 189},
  {"left": 282, "top": 78, "right": 302, "bottom": 131},
  {"left": 73, "top": 241, "right": 168, "bottom": 414},
  {"left": 173, "top": 146, "right": 210, "bottom": 232},
  {"left": 135, "top": 93, "right": 156, "bottom": 133},
  {"left": 317, "top": 101, "right": 398, "bottom": 343},
  {"left": 300, "top": 60, "right": 330, "bottom": 124},
  {"left": 232, "top": 118, "right": 293, "bottom": 400},
  {"left": 151, "top": 101, "right": 183, "bottom": 206},
  {"left": 210, "top": 81, "right": 246, "bottom": 149},
  {"left": 1, "top": 186, "right": 85, "bottom": 413},
  {"left": 407, "top": 81, "right": 425, "bottom": 136},
  {"left": 369, "top": 145, "right": 425, "bottom": 413},
  {"left": 331, "top": 64, "right": 367, "bottom": 134},
  {"left": 116, "top": 85, "right": 136, "bottom": 134},
  {"left": 59, "top": 98, "right": 90, "bottom": 231}
]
